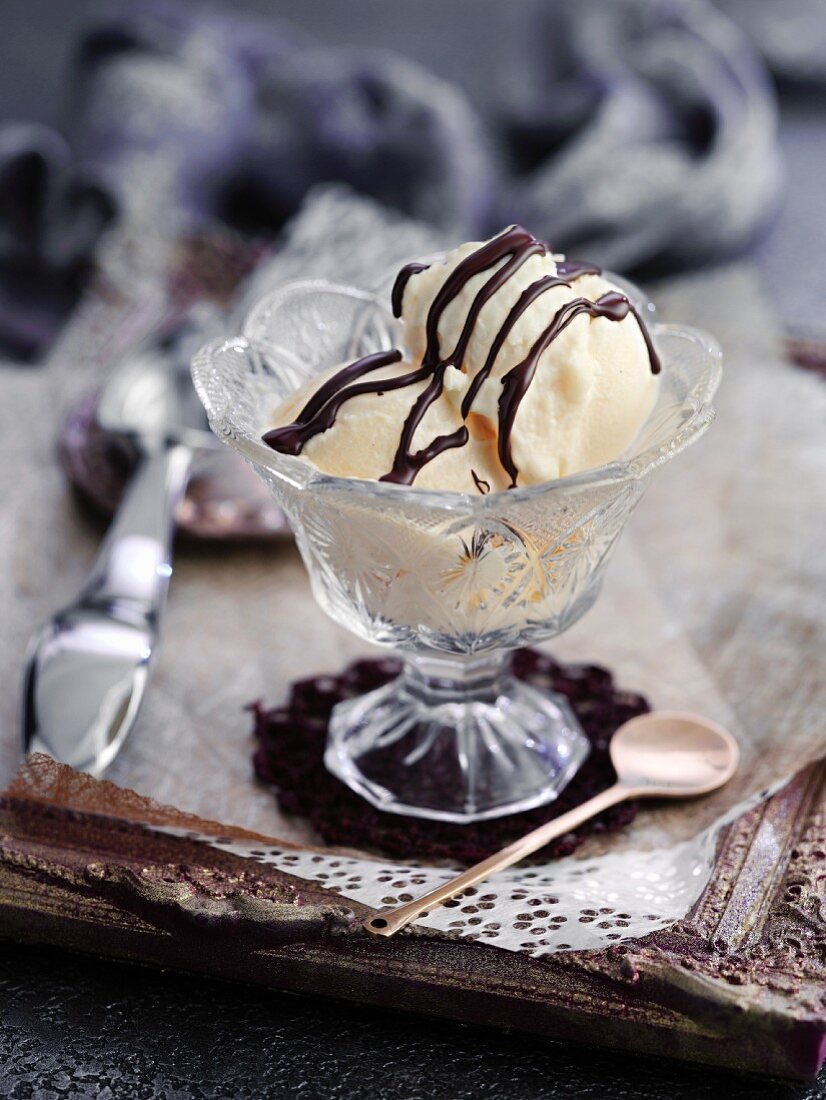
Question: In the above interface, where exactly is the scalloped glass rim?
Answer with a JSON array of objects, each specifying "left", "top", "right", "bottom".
[{"left": 191, "top": 275, "right": 721, "bottom": 512}]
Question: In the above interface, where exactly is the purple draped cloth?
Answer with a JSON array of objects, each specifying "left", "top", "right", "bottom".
[{"left": 0, "top": 0, "right": 796, "bottom": 360}]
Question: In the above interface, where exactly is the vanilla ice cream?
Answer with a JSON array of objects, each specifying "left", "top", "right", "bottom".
[{"left": 264, "top": 226, "right": 660, "bottom": 493}]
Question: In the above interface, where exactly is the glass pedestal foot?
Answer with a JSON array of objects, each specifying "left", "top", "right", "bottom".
[{"left": 324, "top": 651, "right": 590, "bottom": 823}]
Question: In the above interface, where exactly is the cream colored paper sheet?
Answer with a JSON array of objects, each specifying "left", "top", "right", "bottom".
[{"left": 2, "top": 191, "right": 824, "bottom": 952}]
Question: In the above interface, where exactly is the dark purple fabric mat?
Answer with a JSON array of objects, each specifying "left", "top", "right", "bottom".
[{"left": 251, "top": 648, "right": 649, "bottom": 865}]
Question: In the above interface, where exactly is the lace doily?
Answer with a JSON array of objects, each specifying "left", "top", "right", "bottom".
[{"left": 251, "top": 649, "right": 646, "bottom": 864}]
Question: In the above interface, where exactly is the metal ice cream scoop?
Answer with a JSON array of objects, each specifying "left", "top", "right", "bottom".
[{"left": 21, "top": 316, "right": 219, "bottom": 776}]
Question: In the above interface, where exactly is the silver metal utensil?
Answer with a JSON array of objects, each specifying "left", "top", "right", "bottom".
[
  {"left": 21, "top": 315, "right": 219, "bottom": 776},
  {"left": 364, "top": 712, "right": 739, "bottom": 937}
]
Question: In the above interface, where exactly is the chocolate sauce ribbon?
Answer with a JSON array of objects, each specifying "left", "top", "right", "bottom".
[{"left": 263, "top": 227, "right": 660, "bottom": 488}]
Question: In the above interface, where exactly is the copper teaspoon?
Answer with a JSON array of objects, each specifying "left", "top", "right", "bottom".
[{"left": 364, "top": 711, "right": 739, "bottom": 938}]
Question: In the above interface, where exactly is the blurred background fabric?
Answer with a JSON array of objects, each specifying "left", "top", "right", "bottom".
[
  {"left": 71, "top": 3, "right": 496, "bottom": 236},
  {"left": 0, "top": 0, "right": 824, "bottom": 361},
  {"left": 0, "top": 123, "right": 114, "bottom": 359},
  {"left": 715, "top": 0, "right": 826, "bottom": 85},
  {"left": 499, "top": 0, "right": 782, "bottom": 274}
]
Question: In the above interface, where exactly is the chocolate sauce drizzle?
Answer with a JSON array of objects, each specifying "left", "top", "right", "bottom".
[
  {"left": 498, "top": 291, "right": 641, "bottom": 486},
  {"left": 262, "top": 226, "right": 661, "bottom": 488},
  {"left": 555, "top": 260, "right": 603, "bottom": 280},
  {"left": 471, "top": 469, "right": 491, "bottom": 495},
  {"left": 262, "top": 349, "right": 404, "bottom": 455},
  {"left": 391, "top": 262, "right": 428, "bottom": 318}
]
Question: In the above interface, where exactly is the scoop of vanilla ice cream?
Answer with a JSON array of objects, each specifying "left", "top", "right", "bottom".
[
  {"left": 267, "top": 232, "right": 659, "bottom": 492},
  {"left": 399, "top": 242, "right": 658, "bottom": 484},
  {"left": 269, "top": 359, "right": 508, "bottom": 493}
]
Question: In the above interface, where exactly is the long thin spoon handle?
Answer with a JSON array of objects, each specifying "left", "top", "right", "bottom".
[{"left": 364, "top": 783, "right": 631, "bottom": 937}]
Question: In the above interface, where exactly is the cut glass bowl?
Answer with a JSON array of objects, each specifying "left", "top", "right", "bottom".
[{"left": 192, "top": 273, "right": 720, "bottom": 822}]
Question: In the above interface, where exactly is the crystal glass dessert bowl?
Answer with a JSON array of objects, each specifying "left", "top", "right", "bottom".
[{"left": 192, "top": 276, "right": 721, "bottom": 823}]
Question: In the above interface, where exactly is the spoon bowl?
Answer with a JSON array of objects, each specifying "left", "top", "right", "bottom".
[
  {"left": 610, "top": 711, "right": 739, "bottom": 797},
  {"left": 98, "top": 316, "right": 220, "bottom": 452}
]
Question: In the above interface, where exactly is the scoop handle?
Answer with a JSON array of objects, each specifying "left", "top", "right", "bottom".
[
  {"left": 79, "top": 443, "right": 193, "bottom": 612},
  {"left": 363, "top": 783, "right": 630, "bottom": 938}
]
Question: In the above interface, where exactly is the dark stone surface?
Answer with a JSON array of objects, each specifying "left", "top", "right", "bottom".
[{"left": 2, "top": 942, "right": 824, "bottom": 1100}]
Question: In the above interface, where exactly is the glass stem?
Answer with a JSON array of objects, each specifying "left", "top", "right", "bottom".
[{"left": 402, "top": 650, "right": 513, "bottom": 706}]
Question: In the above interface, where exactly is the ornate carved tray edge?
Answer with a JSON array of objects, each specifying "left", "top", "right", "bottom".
[{"left": 0, "top": 758, "right": 824, "bottom": 1079}]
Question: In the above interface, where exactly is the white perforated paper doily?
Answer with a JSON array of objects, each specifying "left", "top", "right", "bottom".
[
  {"left": 176, "top": 827, "right": 718, "bottom": 955},
  {"left": 160, "top": 771, "right": 794, "bottom": 957}
]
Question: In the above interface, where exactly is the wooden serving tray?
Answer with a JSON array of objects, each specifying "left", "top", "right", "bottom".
[{"left": 0, "top": 754, "right": 824, "bottom": 1080}]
